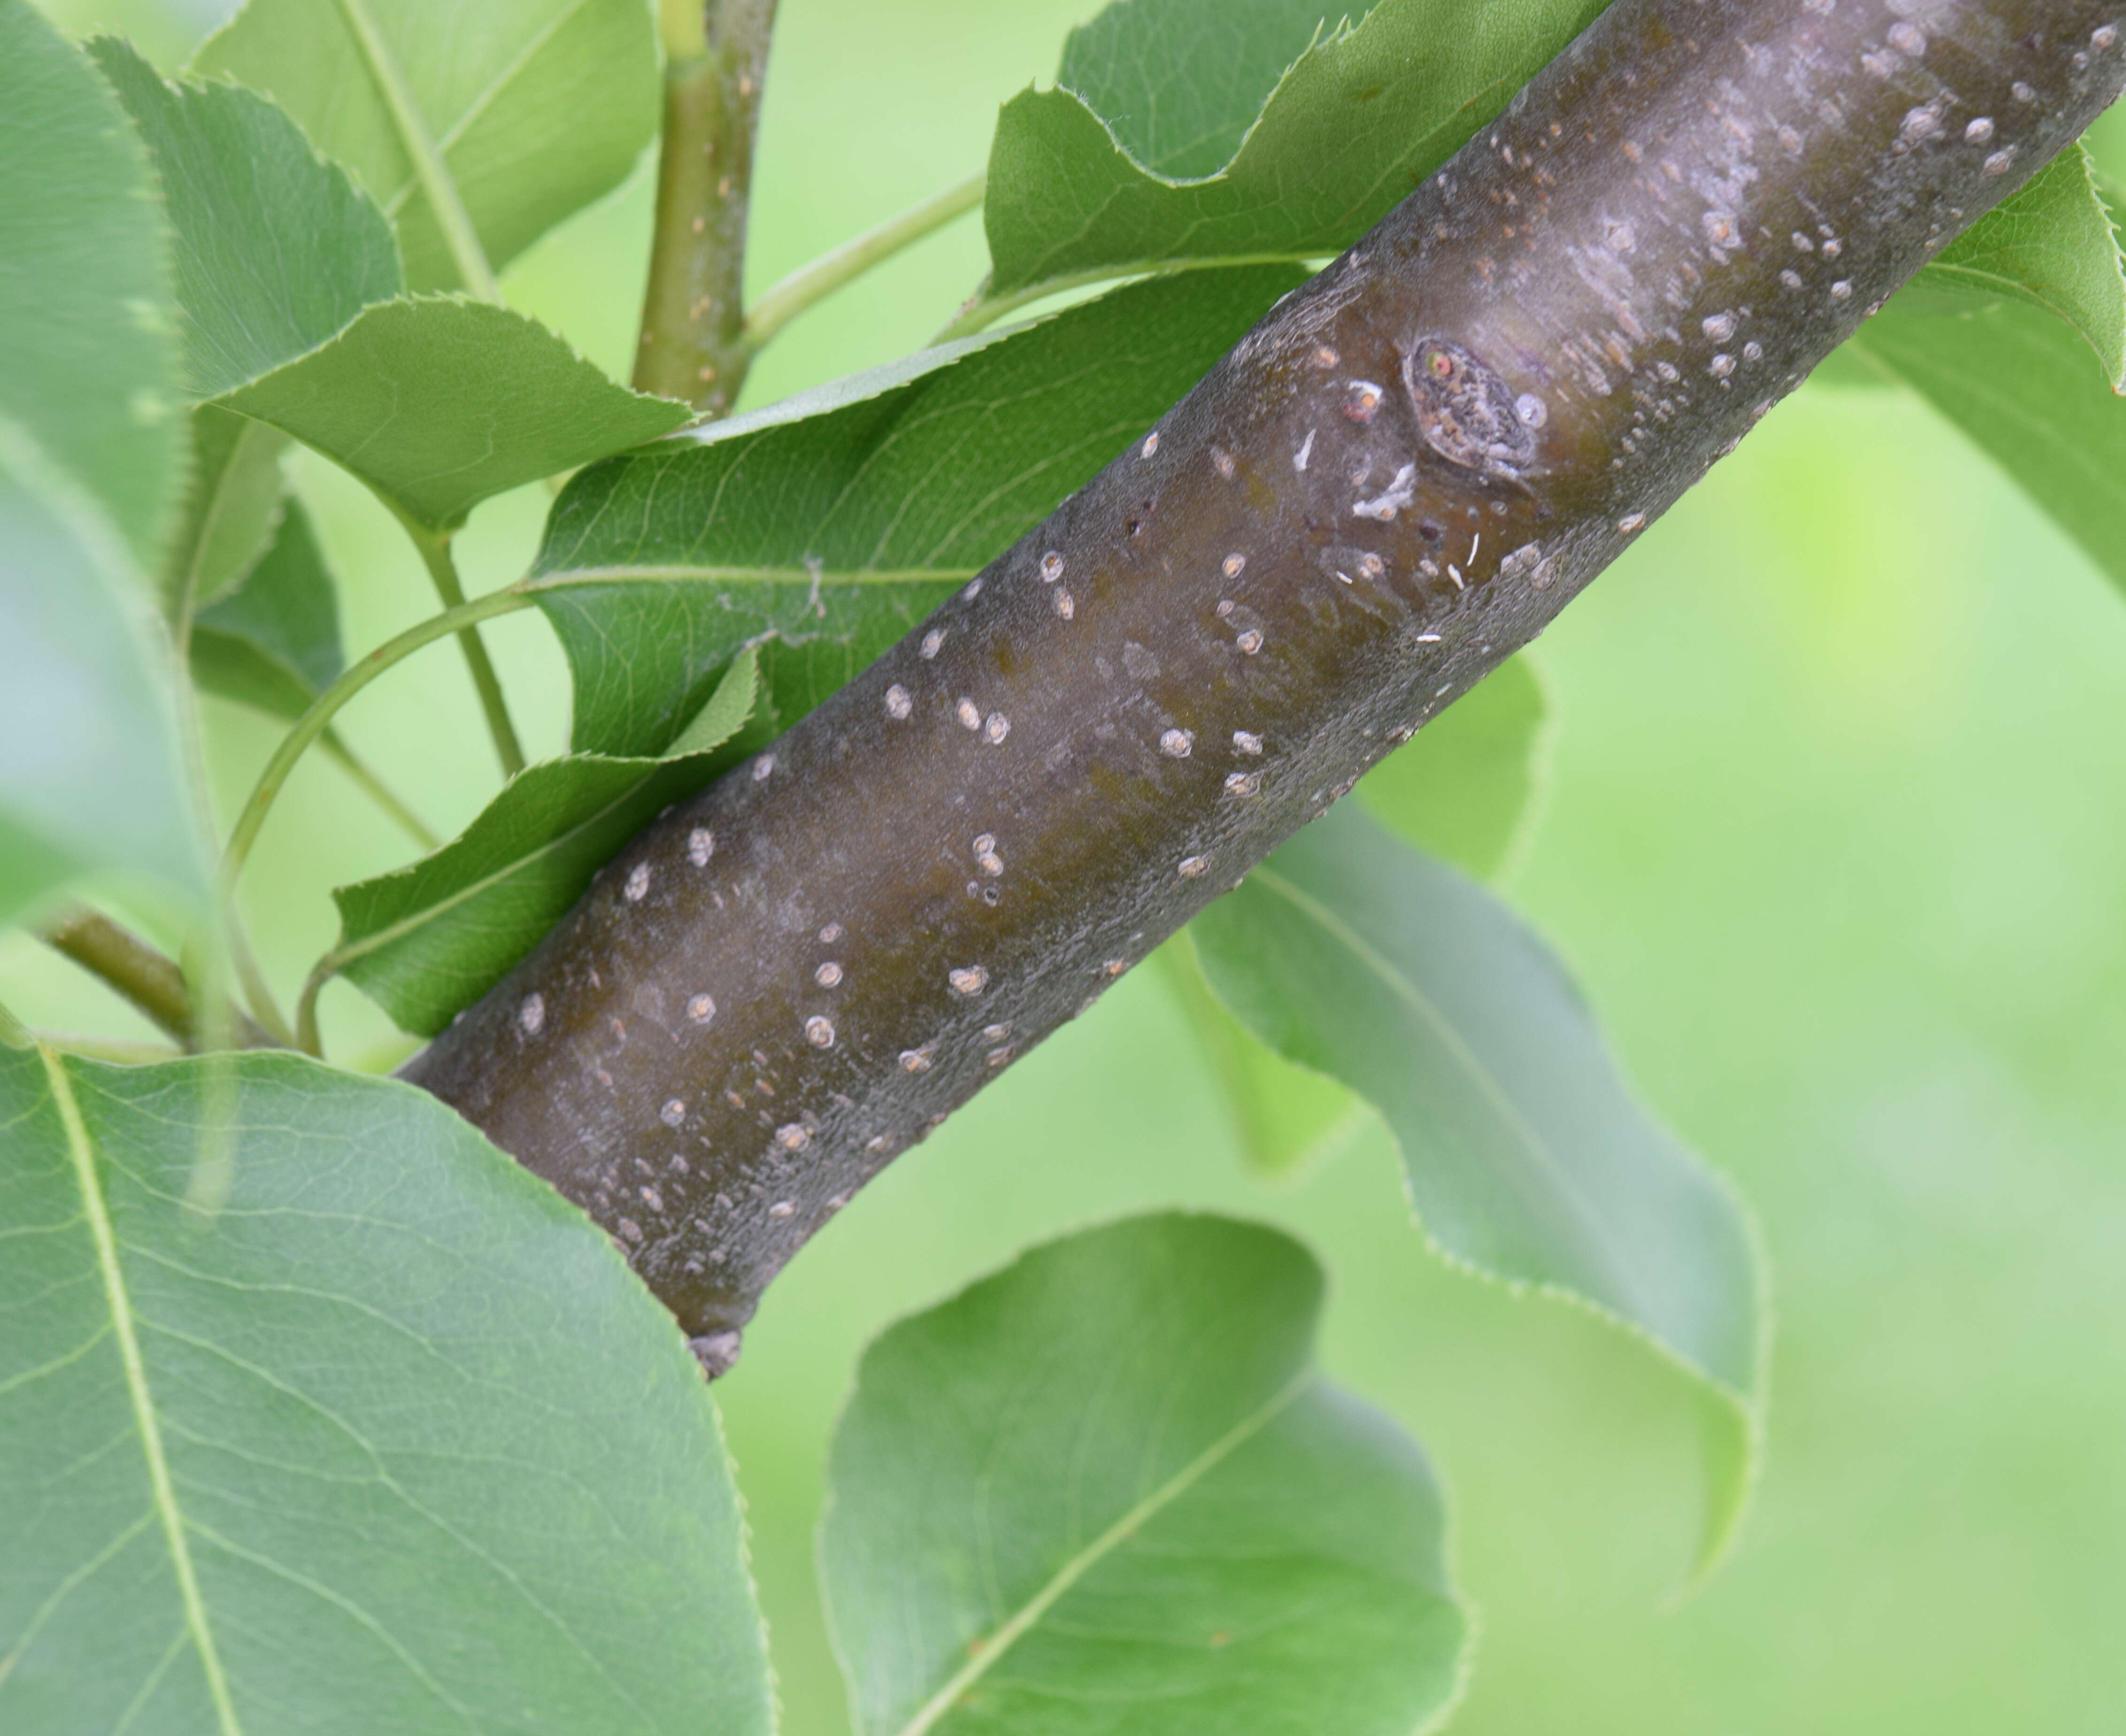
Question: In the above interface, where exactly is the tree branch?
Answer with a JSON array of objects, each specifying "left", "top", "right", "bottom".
[
  {"left": 634, "top": 0, "right": 778, "bottom": 414},
  {"left": 39, "top": 906, "right": 275, "bottom": 1051},
  {"left": 403, "top": 0, "right": 2126, "bottom": 1369}
]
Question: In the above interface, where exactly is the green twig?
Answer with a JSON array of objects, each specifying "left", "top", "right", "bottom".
[
  {"left": 401, "top": 518, "right": 526, "bottom": 779},
  {"left": 36, "top": 905, "right": 276, "bottom": 1051},
  {"left": 634, "top": 0, "right": 779, "bottom": 413},
  {"left": 219, "top": 587, "right": 536, "bottom": 907},
  {"left": 744, "top": 170, "right": 986, "bottom": 350},
  {"left": 294, "top": 959, "right": 334, "bottom": 1059},
  {"left": 336, "top": 0, "right": 503, "bottom": 301},
  {"left": 321, "top": 729, "right": 440, "bottom": 851}
]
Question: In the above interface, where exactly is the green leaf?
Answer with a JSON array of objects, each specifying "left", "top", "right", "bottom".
[
  {"left": 820, "top": 1213, "right": 1467, "bottom": 1736},
  {"left": 91, "top": 36, "right": 404, "bottom": 400},
  {"left": 163, "top": 405, "right": 289, "bottom": 613},
  {"left": 0, "top": 7, "right": 200, "bottom": 917},
  {"left": 534, "top": 264, "right": 1306, "bottom": 757},
  {"left": 325, "top": 650, "right": 758, "bottom": 1036},
  {"left": 1896, "top": 143, "right": 2126, "bottom": 389},
  {"left": 216, "top": 296, "right": 692, "bottom": 534},
  {"left": 193, "top": 0, "right": 658, "bottom": 292},
  {"left": 191, "top": 495, "right": 343, "bottom": 720},
  {"left": 1055, "top": 0, "right": 1355, "bottom": 179},
  {"left": 1167, "top": 655, "right": 1550, "bottom": 1177},
  {"left": 978, "top": 0, "right": 1610, "bottom": 312},
  {"left": 1191, "top": 804, "right": 1765, "bottom": 1578},
  {"left": 1356, "top": 651, "right": 1551, "bottom": 881},
  {"left": 0, "top": 1045, "right": 773, "bottom": 1735},
  {"left": 0, "top": 0, "right": 184, "bottom": 564},
  {"left": 1854, "top": 293, "right": 2126, "bottom": 601},
  {"left": 0, "top": 434, "right": 204, "bottom": 921},
  {"left": 1158, "top": 936, "right": 1366, "bottom": 1180}
]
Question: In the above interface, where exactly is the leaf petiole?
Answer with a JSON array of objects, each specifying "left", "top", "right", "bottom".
[
  {"left": 399, "top": 517, "right": 528, "bottom": 779},
  {"left": 745, "top": 170, "right": 986, "bottom": 351},
  {"left": 218, "top": 586, "right": 537, "bottom": 913}
]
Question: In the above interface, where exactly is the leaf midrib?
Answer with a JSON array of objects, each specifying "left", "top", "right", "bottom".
[
  {"left": 893, "top": 1371, "right": 1308, "bottom": 1736},
  {"left": 1246, "top": 865, "right": 1659, "bottom": 1325},
  {"left": 39, "top": 1046, "right": 244, "bottom": 1736}
]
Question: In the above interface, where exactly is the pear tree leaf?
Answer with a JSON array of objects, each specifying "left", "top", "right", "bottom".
[
  {"left": 0, "top": 1044, "right": 773, "bottom": 1736},
  {"left": 193, "top": 0, "right": 658, "bottom": 292},
  {"left": 191, "top": 495, "right": 342, "bottom": 720},
  {"left": 0, "top": 0, "right": 184, "bottom": 564},
  {"left": 91, "top": 36, "right": 404, "bottom": 400},
  {"left": 1854, "top": 291, "right": 2126, "bottom": 601},
  {"left": 533, "top": 263, "right": 1307, "bottom": 758},
  {"left": 1892, "top": 143, "right": 2126, "bottom": 389},
  {"left": 1157, "top": 935, "right": 1367, "bottom": 1181},
  {"left": 324, "top": 650, "right": 759, "bottom": 1036},
  {"left": 978, "top": 0, "right": 1611, "bottom": 311},
  {"left": 0, "top": 6, "right": 200, "bottom": 917},
  {"left": 163, "top": 405, "right": 289, "bottom": 613},
  {"left": 217, "top": 296, "right": 693, "bottom": 534},
  {"left": 1355, "top": 651, "right": 1551, "bottom": 881},
  {"left": 1166, "top": 653, "right": 1552, "bottom": 1179},
  {"left": 1191, "top": 803, "right": 1765, "bottom": 1580},
  {"left": 821, "top": 1213, "right": 1467, "bottom": 1736}
]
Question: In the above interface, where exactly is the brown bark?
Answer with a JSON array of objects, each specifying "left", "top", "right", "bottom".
[{"left": 407, "top": 0, "right": 2126, "bottom": 1369}]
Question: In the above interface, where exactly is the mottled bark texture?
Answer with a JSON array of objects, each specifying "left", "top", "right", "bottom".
[
  {"left": 633, "top": 0, "right": 777, "bottom": 412},
  {"left": 409, "top": 0, "right": 2126, "bottom": 1367}
]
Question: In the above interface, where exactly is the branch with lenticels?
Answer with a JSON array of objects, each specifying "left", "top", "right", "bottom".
[{"left": 403, "top": 0, "right": 2126, "bottom": 1372}]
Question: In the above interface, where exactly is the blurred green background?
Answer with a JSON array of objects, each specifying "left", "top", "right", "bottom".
[{"left": 13, "top": 0, "right": 2126, "bottom": 1728}]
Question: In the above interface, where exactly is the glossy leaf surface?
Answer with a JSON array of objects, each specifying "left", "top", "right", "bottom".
[
  {"left": 1192, "top": 804, "right": 1764, "bottom": 1574},
  {"left": 92, "top": 37, "right": 403, "bottom": 400},
  {"left": 193, "top": 0, "right": 658, "bottom": 291},
  {"left": 534, "top": 264, "right": 1305, "bottom": 757},
  {"left": 217, "top": 297, "right": 691, "bottom": 533},
  {"left": 981, "top": 0, "right": 1610, "bottom": 306},
  {"left": 328, "top": 652, "right": 758, "bottom": 1036},
  {"left": 821, "top": 1214, "right": 1466, "bottom": 1736},
  {"left": 0, "top": 1045, "right": 773, "bottom": 1735}
]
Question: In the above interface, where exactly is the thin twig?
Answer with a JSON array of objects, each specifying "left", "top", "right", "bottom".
[
  {"left": 321, "top": 729, "right": 440, "bottom": 851},
  {"left": 745, "top": 170, "right": 986, "bottom": 350},
  {"left": 634, "top": 0, "right": 779, "bottom": 413},
  {"left": 37, "top": 906, "right": 275, "bottom": 1050}
]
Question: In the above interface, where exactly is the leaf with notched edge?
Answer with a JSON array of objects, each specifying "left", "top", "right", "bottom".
[
  {"left": 821, "top": 1214, "right": 1467, "bottom": 1736},
  {"left": 193, "top": 0, "right": 657, "bottom": 292},
  {"left": 1893, "top": 143, "right": 2126, "bottom": 390},
  {"left": 980, "top": 0, "right": 1612, "bottom": 311},
  {"left": 533, "top": 263, "right": 1308, "bottom": 759},
  {"left": 324, "top": 651, "right": 759, "bottom": 1037},
  {"left": 217, "top": 296, "right": 692, "bottom": 535},
  {"left": 92, "top": 37, "right": 403, "bottom": 402},
  {"left": 0, "top": 1045, "right": 773, "bottom": 1736},
  {"left": 1191, "top": 803, "right": 1765, "bottom": 1581}
]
